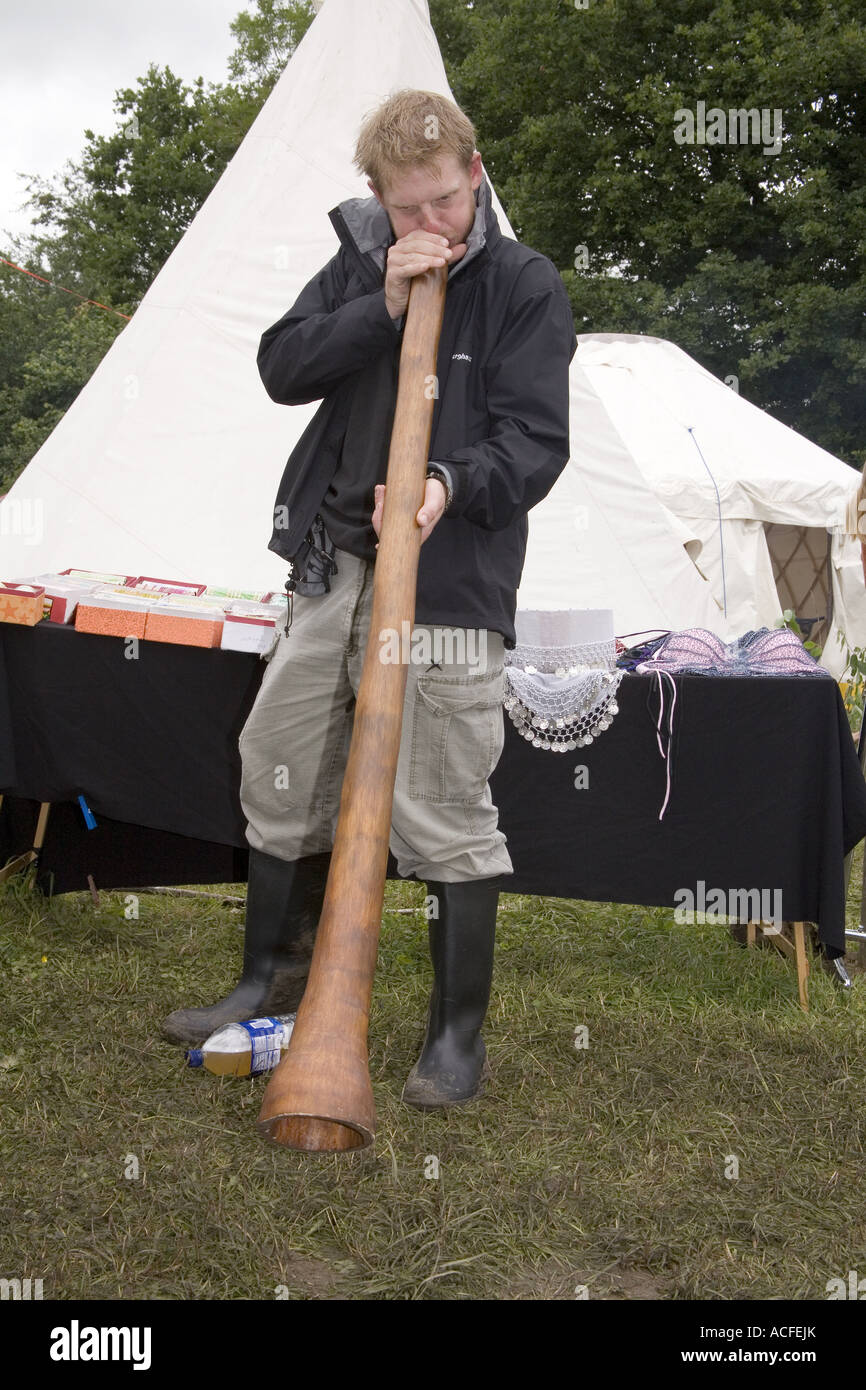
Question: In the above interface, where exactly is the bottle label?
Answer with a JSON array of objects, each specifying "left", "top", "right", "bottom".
[{"left": 239, "top": 1017, "right": 284, "bottom": 1075}]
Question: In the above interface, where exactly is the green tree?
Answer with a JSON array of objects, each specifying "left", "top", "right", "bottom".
[
  {"left": 228, "top": 0, "right": 317, "bottom": 89},
  {"left": 0, "top": 296, "right": 123, "bottom": 492},
  {"left": 21, "top": 65, "right": 263, "bottom": 310},
  {"left": 435, "top": 0, "right": 866, "bottom": 466}
]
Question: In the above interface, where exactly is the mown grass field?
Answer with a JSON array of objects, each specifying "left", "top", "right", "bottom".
[{"left": 2, "top": 849, "right": 865, "bottom": 1301}]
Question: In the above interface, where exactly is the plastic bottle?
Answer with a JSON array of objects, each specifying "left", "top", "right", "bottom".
[{"left": 185, "top": 1015, "right": 296, "bottom": 1076}]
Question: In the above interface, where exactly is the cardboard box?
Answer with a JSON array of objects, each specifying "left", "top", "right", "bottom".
[
  {"left": 144, "top": 602, "right": 224, "bottom": 648},
  {"left": 220, "top": 608, "right": 281, "bottom": 654},
  {"left": 220, "top": 600, "right": 286, "bottom": 652},
  {"left": 0, "top": 582, "right": 45, "bottom": 626},
  {"left": 75, "top": 588, "right": 152, "bottom": 638},
  {"left": 26, "top": 574, "right": 102, "bottom": 624}
]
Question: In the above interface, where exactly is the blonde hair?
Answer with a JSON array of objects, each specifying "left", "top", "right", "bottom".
[{"left": 354, "top": 89, "right": 477, "bottom": 194}]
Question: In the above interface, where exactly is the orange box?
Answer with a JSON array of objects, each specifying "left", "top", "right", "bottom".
[
  {"left": 144, "top": 604, "right": 223, "bottom": 648},
  {"left": 0, "top": 582, "right": 45, "bottom": 625},
  {"left": 75, "top": 589, "right": 151, "bottom": 638}
]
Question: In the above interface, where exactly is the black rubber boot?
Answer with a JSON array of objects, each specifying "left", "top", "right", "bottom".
[
  {"left": 161, "top": 847, "right": 332, "bottom": 1045},
  {"left": 401, "top": 877, "right": 499, "bottom": 1109}
]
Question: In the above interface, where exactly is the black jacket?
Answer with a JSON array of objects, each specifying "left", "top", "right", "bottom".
[{"left": 257, "top": 178, "right": 576, "bottom": 648}]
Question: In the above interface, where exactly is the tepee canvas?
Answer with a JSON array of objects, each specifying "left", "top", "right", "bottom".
[
  {"left": 1, "top": 0, "right": 862, "bottom": 671},
  {"left": 521, "top": 333, "right": 866, "bottom": 671}
]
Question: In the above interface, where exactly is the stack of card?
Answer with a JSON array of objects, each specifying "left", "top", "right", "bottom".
[
  {"left": 4, "top": 568, "right": 288, "bottom": 653},
  {"left": 221, "top": 599, "right": 287, "bottom": 654},
  {"left": 74, "top": 588, "right": 153, "bottom": 638},
  {"left": 145, "top": 594, "right": 225, "bottom": 648},
  {"left": 26, "top": 573, "right": 104, "bottom": 623}
]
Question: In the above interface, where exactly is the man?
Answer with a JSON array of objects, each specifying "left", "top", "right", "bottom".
[{"left": 163, "top": 89, "right": 576, "bottom": 1108}]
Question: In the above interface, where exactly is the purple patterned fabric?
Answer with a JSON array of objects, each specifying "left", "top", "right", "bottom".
[{"left": 635, "top": 627, "right": 831, "bottom": 678}]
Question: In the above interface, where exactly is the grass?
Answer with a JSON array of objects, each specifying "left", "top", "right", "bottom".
[{"left": 1, "top": 848, "right": 866, "bottom": 1301}]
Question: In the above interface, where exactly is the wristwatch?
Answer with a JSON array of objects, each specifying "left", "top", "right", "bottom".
[{"left": 425, "top": 463, "right": 454, "bottom": 512}]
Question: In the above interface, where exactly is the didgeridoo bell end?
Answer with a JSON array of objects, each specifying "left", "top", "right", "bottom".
[
  {"left": 257, "top": 1045, "right": 377, "bottom": 1151},
  {"left": 257, "top": 1113, "right": 374, "bottom": 1152},
  {"left": 256, "top": 1002, "right": 377, "bottom": 1151}
]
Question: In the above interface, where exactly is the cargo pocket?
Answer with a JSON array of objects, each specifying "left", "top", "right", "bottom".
[{"left": 409, "top": 667, "right": 505, "bottom": 803}]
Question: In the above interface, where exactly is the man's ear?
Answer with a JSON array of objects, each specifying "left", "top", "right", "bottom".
[
  {"left": 367, "top": 178, "right": 385, "bottom": 207},
  {"left": 469, "top": 150, "right": 483, "bottom": 190}
]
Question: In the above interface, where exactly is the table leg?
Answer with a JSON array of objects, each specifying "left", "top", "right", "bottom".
[
  {"left": 744, "top": 919, "right": 812, "bottom": 1010},
  {"left": 793, "top": 921, "right": 809, "bottom": 1011},
  {"left": 0, "top": 798, "right": 52, "bottom": 884}
]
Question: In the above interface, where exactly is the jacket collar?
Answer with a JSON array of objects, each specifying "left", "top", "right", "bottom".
[{"left": 330, "top": 175, "right": 501, "bottom": 286}]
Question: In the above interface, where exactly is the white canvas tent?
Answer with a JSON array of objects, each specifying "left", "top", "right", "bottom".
[
  {"left": 1, "top": 0, "right": 862, "bottom": 671},
  {"left": 521, "top": 333, "right": 866, "bottom": 672}
]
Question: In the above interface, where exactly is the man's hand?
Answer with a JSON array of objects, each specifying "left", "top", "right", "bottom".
[
  {"left": 372, "top": 477, "right": 447, "bottom": 546},
  {"left": 384, "top": 230, "right": 467, "bottom": 319}
]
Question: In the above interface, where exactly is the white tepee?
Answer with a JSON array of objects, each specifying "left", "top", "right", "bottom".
[{"left": 1, "top": 0, "right": 862, "bottom": 671}]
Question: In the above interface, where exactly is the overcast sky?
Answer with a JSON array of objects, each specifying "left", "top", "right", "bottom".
[{"left": 0, "top": 0, "right": 250, "bottom": 246}]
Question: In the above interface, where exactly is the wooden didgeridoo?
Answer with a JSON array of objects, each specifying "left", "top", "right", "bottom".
[{"left": 257, "top": 264, "right": 448, "bottom": 1151}]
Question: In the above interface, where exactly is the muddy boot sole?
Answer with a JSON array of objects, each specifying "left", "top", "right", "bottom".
[{"left": 401, "top": 1053, "right": 491, "bottom": 1111}]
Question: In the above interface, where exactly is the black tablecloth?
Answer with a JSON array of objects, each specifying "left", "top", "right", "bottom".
[{"left": 3, "top": 623, "right": 866, "bottom": 956}]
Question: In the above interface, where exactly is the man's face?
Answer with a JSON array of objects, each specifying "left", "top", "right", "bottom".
[{"left": 370, "top": 150, "right": 483, "bottom": 248}]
